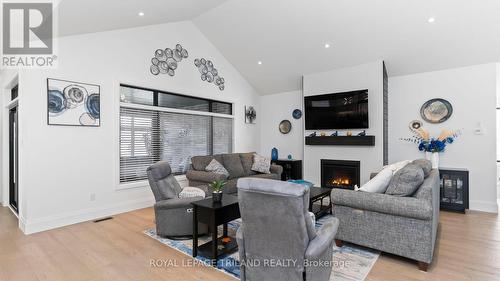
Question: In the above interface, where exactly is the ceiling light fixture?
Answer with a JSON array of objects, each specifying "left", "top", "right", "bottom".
[
  {"left": 257, "top": 61, "right": 262, "bottom": 65},
  {"left": 324, "top": 43, "right": 331, "bottom": 48},
  {"left": 427, "top": 17, "right": 435, "bottom": 23},
  {"left": 138, "top": 12, "right": 145, "bottom": 16}
]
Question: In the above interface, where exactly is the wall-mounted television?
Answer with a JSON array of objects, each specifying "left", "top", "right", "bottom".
[{"left": 304, "top": 90, "right": 368, "bottom": 130}]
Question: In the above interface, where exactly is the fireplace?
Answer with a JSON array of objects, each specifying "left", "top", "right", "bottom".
[{"left": 321, "top": 159, "right": 360, "bottom": 190}]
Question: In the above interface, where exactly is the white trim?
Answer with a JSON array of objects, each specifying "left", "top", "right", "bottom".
[
  {"left": 8, "top": 206, "right": 19, "bottom": 218},
  {"left": 119, "top": 102, "right": 234, "bottom": 119},
  {"left": 469, "top": 200, "right": 498, "bottom": 213},
  {"left": 5, "top": 98, "right": 18, "bottom": 109},
  {"left": 21, "top": 196, "right": 155, "bottom": 234}
]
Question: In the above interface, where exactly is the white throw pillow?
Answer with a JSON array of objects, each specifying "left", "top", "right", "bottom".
[
  {"left": 251, "top": 154, "right": 271, "bottom": 174},
  {"left": 179, "top": 187, "right": 206, "bottom": 199},
  {"left": 383, "top": 160, "right": 411, "bottom": 174},
  {"left": 359, "top": 167, "right": 393, "bottom": 193},
  {"left": 205, "top": 159, "right": 229, "bottom": 178}
]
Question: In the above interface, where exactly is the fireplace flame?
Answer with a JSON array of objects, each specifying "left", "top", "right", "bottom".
[{"left": 330, "top": 178, "right": 351, "bottom": 186}]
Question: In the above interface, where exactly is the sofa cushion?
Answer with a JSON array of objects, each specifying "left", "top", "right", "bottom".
[
  {"left": 191, "top": 154, "right": 223, "bottom": 171},
  {"left": 251, "top": 154, "right": 271, "bottom": 174},
  {"left": 205, "top": 159, "right": 229, "bottom": 178},
  {"left": 385, "top": 163, "right": 424, "bottom": 196},
  {"left": 240, "top": 152, "right": 257, "bottom": 176},
  {"left": 222, "top": 153, "right": 246, "bottom": 179},
  {"left": 359, "top": 167, "right": 393, "bottom": 193},
  {"left": 179, "top": 187, "right": 206, "bottom": 199},
  {"left": 249, "top": 173, "right": 279, "bottom": 180},
  {"left": 412, "top": 159, "right": 432, "bottom": 178}
]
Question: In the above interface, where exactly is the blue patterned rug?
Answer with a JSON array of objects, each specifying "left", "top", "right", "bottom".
[{"left": 144, "top": 215, "right": 379, "bottom": 280}]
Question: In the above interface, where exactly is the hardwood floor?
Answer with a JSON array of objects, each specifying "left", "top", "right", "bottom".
[{"left": 0, "top": 207, "right": 499, "bottom": 281}]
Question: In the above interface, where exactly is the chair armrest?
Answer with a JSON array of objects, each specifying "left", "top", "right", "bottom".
[
  {"left": 186, "top": 169, "right": 226, "bottom": 183},
  {"left": 155, "top": 197, "right": 204, "bottom": 210},
  {"left": 270, "top": 164, "right": 283, "bottom": 176},
  {"left": 331, "top": 189, "right": 432, "bottom": 220},
  {"left": 305, "top": 217, "right": 339, "bottom": 259}
]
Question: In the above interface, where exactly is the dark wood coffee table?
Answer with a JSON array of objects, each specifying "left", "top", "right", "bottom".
[
  {"left": 191, "top": 195, "right": 240, "bottom": 263},
  {"left": 309, "top": 187, "right": 332, "bottom": 219}
]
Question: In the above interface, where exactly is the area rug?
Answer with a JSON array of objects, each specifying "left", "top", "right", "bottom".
[{"left": 144, "top": 215, "right": 379, "bottom": 281}]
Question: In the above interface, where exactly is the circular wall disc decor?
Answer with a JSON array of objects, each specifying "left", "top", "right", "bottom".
[
  {"left": 292, "top": 109, "right": 302, "bottom": 119},
  {"left": 279, "top": 120, "right": 292, "bottom": 134},
  {"left": 420, "top": 98, "right": 453, "bottom": 123},
  {"left": 409, "top": 120, "right": 423, "bottom": 131}
]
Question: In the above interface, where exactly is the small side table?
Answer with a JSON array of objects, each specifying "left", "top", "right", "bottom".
[
  {"left": 439, "top": 168, "right": 469, "bottom": 213},
  {"left": 309, "top": 187, "right": 332, "bottom": 219},
  {"left": 272, "top": 159, "right": 302, "bottom": 181},
  {"left": 191, "top": 195, "right": 240, "bottom": 264}
]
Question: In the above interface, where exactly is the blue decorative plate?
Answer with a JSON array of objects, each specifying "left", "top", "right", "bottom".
[{"left": 292, "top": 109, "right": 302, "bottom": 119}]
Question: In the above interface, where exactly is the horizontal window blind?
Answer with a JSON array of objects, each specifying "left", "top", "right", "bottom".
[{"left": 120, "top": 107, "right": 233, "bottom": 183}]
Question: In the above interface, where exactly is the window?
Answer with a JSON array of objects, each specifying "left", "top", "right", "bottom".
[{"left": 119, "top": 85, "right": 233, "bottom": 183}]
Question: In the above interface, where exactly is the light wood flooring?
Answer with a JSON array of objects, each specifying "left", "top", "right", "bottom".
[{"left": 0, "top": 206, "right": 499, "bottom": 281}]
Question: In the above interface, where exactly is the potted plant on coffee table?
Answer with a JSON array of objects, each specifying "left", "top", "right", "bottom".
[{"left": 210, "top": 180, "right": 226, "bottom": 203}]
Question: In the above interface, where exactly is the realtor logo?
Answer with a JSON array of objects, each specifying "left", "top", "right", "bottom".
[{"left": 1, "top": 1, "right": 56, "bottom": 68}]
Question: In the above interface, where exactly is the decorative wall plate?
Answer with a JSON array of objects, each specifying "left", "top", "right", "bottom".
[
  {"left": 292, "top": 109, "right": 302, "bottom": 119},
  {"left": 420, "top": 98, "right": 453, "bottom": 123},
  {"left": 409, "top": 120, "right": 423, "bottom": 131},
  {"left": 279, "top": 120, "right": 292, "bottom": 134}
]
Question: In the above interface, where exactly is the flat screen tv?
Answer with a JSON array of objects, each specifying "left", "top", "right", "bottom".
[{"left": 304, "top": 90, "right": 368, "bottom": 130}]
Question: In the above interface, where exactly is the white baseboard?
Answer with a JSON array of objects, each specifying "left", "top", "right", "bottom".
[
  {"left": 469, "top": 200, "right": 499, "bottom": 214},
  {"left": 21, "top": 197, "right": 154, "bottom": 235}
]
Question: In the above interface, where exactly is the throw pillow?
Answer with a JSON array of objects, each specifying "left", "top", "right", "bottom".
[
  {"left": 412, "top": 159, "right": 432, "bottom": 178},
  {"left": 179, "top": 187, "right": 206, "bottom": 199},
  {"left": 222, "top": 153, "right": 246, "bottom": 179},
  {"left": 385, "top": 163, "right": 424, "bottom": 196},
  {"left": 359, "top": 167, "right": 393, "bottom": 193},
  {"left": 205, "top": 159, "right": 229, "bottom": 178},
  {"left": 251, "top": 154, "right": 271, "bottom": 174},
  {"left": 384, "top": 160, "right": 411, "bottom": 174}
]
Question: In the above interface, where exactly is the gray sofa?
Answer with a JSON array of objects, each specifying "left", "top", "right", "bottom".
[
  {"left": 147, "top": 161, "right": 208, "bottom": 238},
  {"left": 237, "top": 178, "right": 339, "bottom": 281},
  {"left": 331, "top": 168, "right": 440, "bottom": 271},
  {"left": 186, "top": 152, "right": 283, "bottom": 194}
]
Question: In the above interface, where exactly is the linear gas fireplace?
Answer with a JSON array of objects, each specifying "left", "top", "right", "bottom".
[{"left": 321, "top": 159, "right": 360, "bottom": 190}]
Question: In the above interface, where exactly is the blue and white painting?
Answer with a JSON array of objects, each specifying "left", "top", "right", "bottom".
[{"left": 47, "top": 78, "right": 100, "bottom": 126}]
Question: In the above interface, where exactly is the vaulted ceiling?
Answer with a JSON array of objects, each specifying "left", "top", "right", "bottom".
[{"left": 58, "top": 0, "right": 500, "bottom": 95}]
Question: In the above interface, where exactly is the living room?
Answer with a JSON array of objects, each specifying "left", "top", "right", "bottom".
[{"left": 0, "top": 0, "right": 499, "bottom": 280}]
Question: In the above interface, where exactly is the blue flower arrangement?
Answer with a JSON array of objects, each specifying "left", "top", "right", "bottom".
[{"left": 401, "top": 128, "right": 459, "bottom": 153}]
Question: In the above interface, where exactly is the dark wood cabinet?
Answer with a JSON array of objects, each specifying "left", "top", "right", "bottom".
[
  {"left": 272, "top": 159, "right": 302, "bottom": 181},
  {"left": 438, "top": 168, "right": 469, "bottom": 213}
]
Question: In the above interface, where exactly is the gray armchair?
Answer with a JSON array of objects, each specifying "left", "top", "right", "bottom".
[
  {"left": 236, "top": 178, "right": 339, "bottom": 281},
  {"left": 147, "top": 161, "right": 208, "bottom": 238}
]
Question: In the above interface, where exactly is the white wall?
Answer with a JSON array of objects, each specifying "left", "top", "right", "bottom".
[
  {"left": 259, "top": 90, "right": 303, "bottom": 160},
  {"left": 302, "top": 61, "right": 384, "bottom": 185},
  {"left": 389, "top": 64, "right": 498, "bottom": 213},
  {"left": 15, "top": 21, "right": 261, "bottom": 234}
]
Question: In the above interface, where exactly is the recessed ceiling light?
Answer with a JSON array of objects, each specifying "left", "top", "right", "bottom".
[
  {"left": 324, "top": 43, "right": 331, "bottom": 48},
  {"left": 257, "top": 61, "right": 262, "bottom": 65},
  {"left": 428, "top": 17, "right": 435, "bottom": 23},
  {"left": 138, "top": 12, "right": 145, "bottom": 16}
]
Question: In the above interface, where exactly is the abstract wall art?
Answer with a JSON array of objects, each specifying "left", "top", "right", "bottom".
[
  {"left": 194, "top": 58, "right": 226, "bottom": 91},
  {"left": 150, "top": 44, "right": 189, "bottom": 76},
  {"left": 245, "top": 106, "right": 256, "bottom": 124},
  {"left": 47, "top": 78, "right": 100, "bottom": 126}
]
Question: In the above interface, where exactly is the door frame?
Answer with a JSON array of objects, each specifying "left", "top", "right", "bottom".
[{"left": 9, "top": 104, "right": 18, "bottom": 213}]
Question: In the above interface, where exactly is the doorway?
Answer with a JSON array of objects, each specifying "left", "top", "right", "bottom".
[{"left": 9, "top": 85, "right": 19, "bottom": 214}]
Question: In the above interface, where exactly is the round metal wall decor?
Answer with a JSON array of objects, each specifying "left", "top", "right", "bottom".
[
  {"left": 409, "top": 120, "right": 423, "bottom": 131},
  {"left": 292, "top": 109, "right": 302, "bottom": 119},
  {"left": 420, "top": 98, "right": 453, "bottom": 123},
  {"left": 279, "top": 120, "right": 292, "bottom": 134}
]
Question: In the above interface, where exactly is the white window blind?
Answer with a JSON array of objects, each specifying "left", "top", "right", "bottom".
[{"left": 119, "top": 86, "right": 233, "bottom": 183}]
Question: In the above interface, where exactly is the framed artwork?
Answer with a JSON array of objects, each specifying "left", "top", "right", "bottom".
[
  {"left": 245, "top": 106, "right": 256, "bottom": 124},
  {"left": 420, "top": 98, "right": 453, "bottom": 124},
  {"left": 47, "top": 78, "right": 100, "bottom": 126}
]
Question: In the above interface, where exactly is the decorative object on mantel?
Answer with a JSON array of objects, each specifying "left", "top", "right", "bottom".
[
  {"left": 346, "top": 131, "right": 353, "bottom": 136},
  {"left": 279, "top": 120, "right": 292, "bottom": 134},
  {"left": 194, "top": 58, "right": 226, "bottom": 91},
  {"left": 271, "top": 147, "right": 279, "bottom": 161},
  {"left": 357, "top": 130, "right": 366, "bottom": 136},
  {"left": 308, "top": 132, "right": 317, "bottom": 137},
  {"left": 420, "top": 98, "right": 453, "bottom": 123},
  {"left": 292, "top": 109, "right": 302, "bottom": 119},
  {"left": 320, "top": 132, "right": 326, "bottom": 137},
  {"left": 244, "top": 106, "right": 256, "bottom": 124},
  {"left": 209, "top": 180, "right": 226, "bottom": 203},
  {"left": 47, "top": 78, "right": 100, "bottom": 126},
  {"left": 400, "top": 128, "right": 460, "bottom": 169},
  {"left": 150, "top": 44, "right": 189, "bottom": 76},
  {"left": 330, "top": 131, "right": 338, "bottom": 136}
]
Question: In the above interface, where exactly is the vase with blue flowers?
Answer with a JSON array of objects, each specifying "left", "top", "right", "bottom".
[{"left": 401, "top": 128, "right": 459, "bottom": 169}]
